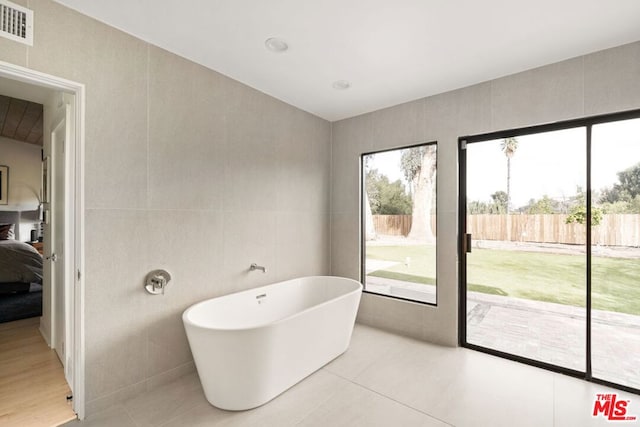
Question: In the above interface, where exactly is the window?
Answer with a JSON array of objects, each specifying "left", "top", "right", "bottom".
[{"left": 361, "top": 142, "right": 437, "bottom": 305}]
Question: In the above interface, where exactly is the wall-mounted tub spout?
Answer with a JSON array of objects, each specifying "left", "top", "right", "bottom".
[{"left": 250, "top": 263, "right": 266, "bottom": 273}]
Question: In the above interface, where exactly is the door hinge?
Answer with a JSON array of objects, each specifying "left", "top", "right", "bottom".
[{"left": 77, "top": 269, "right": 81, "bottom": 281}]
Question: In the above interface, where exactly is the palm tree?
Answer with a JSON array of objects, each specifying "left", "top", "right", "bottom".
[{"left": 501, "top": 137, "right": 518, "bottom": 213}]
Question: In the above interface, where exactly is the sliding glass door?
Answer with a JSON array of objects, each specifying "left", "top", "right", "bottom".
[
  {"left": 460, "top": 111, "right": 640, "bottom": 392},
  {"left": 591, "top": 117, "right": 640, "bottom": 389},
  {"left": 463, "top": 128, "right": 587, "bottom": 371}
]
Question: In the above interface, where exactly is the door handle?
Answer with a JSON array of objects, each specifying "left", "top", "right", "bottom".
[
  {"left": 465, "top": 234, "right": 472, "bottom": 253},
  {"left": 46, "top": 253, "right": 58, "bottom": 262}
]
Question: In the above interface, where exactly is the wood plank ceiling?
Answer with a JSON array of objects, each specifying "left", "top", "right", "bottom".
[{"left": 0, "top": 94, "right": 43, "bottom": 146}]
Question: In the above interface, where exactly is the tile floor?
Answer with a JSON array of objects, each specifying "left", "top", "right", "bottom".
[{"left": 64, "top": 324, "right": 640, "bottom": 427}]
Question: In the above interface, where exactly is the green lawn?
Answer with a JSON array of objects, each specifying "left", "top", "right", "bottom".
[{"left": 366, "top": 245, "right": 640, "bottom": 316}]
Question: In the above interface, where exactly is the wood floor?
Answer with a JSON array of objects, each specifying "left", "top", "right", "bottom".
[{"left": 0, "top": 317, "right": 76, "bottom": 426}]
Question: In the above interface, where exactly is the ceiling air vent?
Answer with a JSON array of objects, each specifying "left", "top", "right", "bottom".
[{"left": 0, "top": 0, "right": 33, "bottom": 46}]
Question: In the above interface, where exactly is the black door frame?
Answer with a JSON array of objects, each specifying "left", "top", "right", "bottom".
[{"left": 458, "top": 108, "right": 640, "bottom": 395}]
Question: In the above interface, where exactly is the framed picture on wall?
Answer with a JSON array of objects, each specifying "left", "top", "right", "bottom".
[
  {"left": 0, "top": 165, "right": 8, "bottom": 205},
  {"left": 42, "top": 157, "right": 50, "bottom": 203}
]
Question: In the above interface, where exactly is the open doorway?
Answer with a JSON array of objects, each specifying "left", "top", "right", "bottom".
[{"left": 0, "top": 62, "right": 85, "bottom": 422}]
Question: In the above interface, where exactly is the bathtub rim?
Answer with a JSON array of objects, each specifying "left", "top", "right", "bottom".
[{"left": 182, "top": 275, "right": 362, "bottom": 333}]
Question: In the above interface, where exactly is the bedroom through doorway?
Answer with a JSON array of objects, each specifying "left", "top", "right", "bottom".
[{"left": 0, "top": 72, "right": 79, "bottom": 425}]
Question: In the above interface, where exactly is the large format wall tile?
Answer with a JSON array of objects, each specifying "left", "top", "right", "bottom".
[
  {"left": 84, "top": 209, "right": 151, "bottom": 401},
  {"left": 146, "top": 209, "right": 224, "bottom": 305},
  {"left": 276, "top": 212, "right": 329, "bottom": 280},
  {"left": 148, "top": 48, "right": 227, "bottom": 211},
  {"left": 584, "top": 41, "right": 640, "bottom": 116},
  {"left": 331, "top": 114, "right": 373, "bottom": 215},
  {"left": 307, "top": 113, "right": 332, "bottom": 214},
  {"left": 356, "top": 294, "right": 428, "bottom": 342},
  {"left": 29, "top": 0, "right": 149, "bottom": 210},
  {"left": 330, "top": 212, "right": 360, "bottom": 280},
  {"left": 222, "top": 210, "right": 279, "bottom": 293},
  {"left": 491, "top": 56, "right": 584, "bottom": 130},
  {"left": 425, "top": 82, "right": 492, "bottom": 139},
  {"left": 276, "top": 114, "right": 314, "bottom": 213},
  {"left": 371, "top": 98, "right": 426, "bottom": 151},
  {"left": 224, "top": 110, "right": 281, "bottom": 212}
]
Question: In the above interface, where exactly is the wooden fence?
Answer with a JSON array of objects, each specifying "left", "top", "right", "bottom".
[
  {"left": 372, "top": 215, "right": 436, "bottom": 237},
  {"left": 372, "top": 215, "right": 412, "bottom": 236},
  {"left": 373, "top": 214, "right": 640, "bottom": 246}
]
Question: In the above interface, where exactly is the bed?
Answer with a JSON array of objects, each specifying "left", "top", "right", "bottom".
[
  {"left": 0, "top": 239, "right": 43, "bottom": 293},
  {"left": 0, "top": 213, "right": 43, "bottom": 294}
]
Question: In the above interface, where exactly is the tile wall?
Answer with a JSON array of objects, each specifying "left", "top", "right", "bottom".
[
  {"left": 331, "top": 41, "right": 640, "bottom": 346},
  {"left": 0, "top": 0, "right": 331, "bottom": 413}
]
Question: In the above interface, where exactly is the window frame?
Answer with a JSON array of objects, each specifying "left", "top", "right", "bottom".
[{"left": 360, "top": 140, "right": 438, "bottom": 306}]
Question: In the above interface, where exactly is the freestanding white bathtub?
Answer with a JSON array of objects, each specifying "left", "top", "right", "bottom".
[{"left": 182, "top": 276, "right": 362, "bottom": 411}]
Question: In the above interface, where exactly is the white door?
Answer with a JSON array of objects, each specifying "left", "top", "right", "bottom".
[
  {"left": 51, "top": 112, "right": 66, "bottom": 364},
  {"left": 44, "top": 93, "right": 73, "bottom": 387}
]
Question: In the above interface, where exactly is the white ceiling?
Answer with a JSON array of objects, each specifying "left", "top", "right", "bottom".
[{"left": 53, "top": 0, "right": 640, "bottom": 121}]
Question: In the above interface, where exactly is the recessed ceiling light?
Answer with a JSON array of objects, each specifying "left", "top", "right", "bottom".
[
  {"left": 332, "top": 80, "right": 351, "bottom": 90},
  {"left": 265, "top": 37, "right": 288, "bottom": 53}
]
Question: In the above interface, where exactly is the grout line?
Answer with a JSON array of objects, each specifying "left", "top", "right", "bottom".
[
  {"left": 119, "top": 403, "right": 141, "bottom": 427},
  {"left": 581, "top": 55, "right": 586, "bottom": 117},
  {"left": 489, "top": 80, "right": 494, "bottom": 130},
  {"left": 25, "top": 1, "right": 29, "bottom": 68},
  {"left": 552, "top": 375, "right": 556, "bottom": 427},
  {"left": 291, "top": 371, "right": 351, "bottom": 426},
  {"left": 328, "top": 121, "right": 333, "bottom": 275},
  {"left": 321, "top": 369, "right": 454, "bottom": 426},
  {"left": 146, "top": 44, "right": 151, "bottom": 210},
  {"left": 84, "top": 207, "right": 225, "bottom": 213}
]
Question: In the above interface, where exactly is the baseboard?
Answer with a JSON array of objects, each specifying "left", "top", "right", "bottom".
[{"left": 38, "top": 318, "right": 52, "bottom": 347}]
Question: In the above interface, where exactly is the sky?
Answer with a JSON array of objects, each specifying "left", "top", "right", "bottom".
[
  {"left": 366, "top": 149, "right": 407, "bottom": 186},
  {"left": 468, "top": 118, "right": 640, "bottom": 208},
  {"left": 366, "top": 117, "right": 640, "bottom": 209}
]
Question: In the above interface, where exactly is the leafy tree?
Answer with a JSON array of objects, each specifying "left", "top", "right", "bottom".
[
  {"left": 600, "top": 195, "right": 640, "bottom": 214},
  {"left": 363, "top": 155, "right": 377, "bottom": 240},
  {"left": 401, "top": 146, "right": 436, "bottom": 241},
  {"left": 615, "top": 162, "right": 640, "bottom": 198},
  {"left": 598, "top": 162, "right": 640, "bottom": 215},
  {"left": 565, "top": 187, "right": 602, "bottom": 226},
  {"left": 365, "top": 169, "right": 412, "bottom": 215},
  {"left": 490, "top": 191, "right": 508, "bottom": 214},
  {"left": 501, "top": 137, "right": 519, "bottom": 213},
  {"left": 523, "top": 195, "right": 557, "bottom": 214},
  {"left": 468, "top": 200, "right": 491, "bottom": 214},
  {"left": 467, "top": 191, "right": 508, "bottom": 214},
  {"left": 566, "top": 205, "right": 603, "bottom": 226}
]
